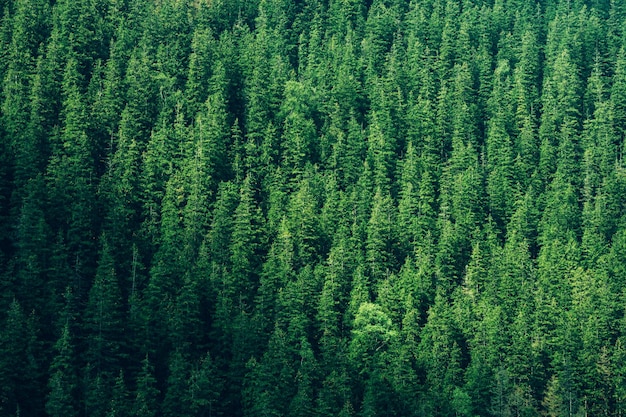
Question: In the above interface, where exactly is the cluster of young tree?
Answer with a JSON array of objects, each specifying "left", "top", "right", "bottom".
[{"left": 2, "top": 0, "right": 626, "bottom": 415}]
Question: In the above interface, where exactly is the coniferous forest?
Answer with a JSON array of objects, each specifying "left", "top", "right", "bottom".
[{"left": 3, "top": 0, "right": 626, "bottom": 415}]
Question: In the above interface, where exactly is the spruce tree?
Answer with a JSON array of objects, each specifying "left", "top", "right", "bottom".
[{"left": 46, "top": 322, "right": 78, "bottom": 417}]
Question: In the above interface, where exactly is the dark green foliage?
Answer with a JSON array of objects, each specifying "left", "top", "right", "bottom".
[
  {"left": 2, "top": 1, "right": 626, "bottom": 416},
  {"left": 1, "top": 300, "right": 43, "bottom": 416},
  {"left": 46, "top": 322, "right": 78, "bottom": 417},
  {"left": 188, "top": 352, "right": 221, "bottom": 417},
  {"left": 106, "top": 370, "right": 130, "bottom": 417},
  {"left": 132, "top": 355, "right": 158, "bottom": 417},
  {"left": 85, "top": 236, "right": 126, "bottom": 376}
]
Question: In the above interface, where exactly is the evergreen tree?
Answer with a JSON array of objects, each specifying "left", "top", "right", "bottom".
[
  {"left": 13, "top": 175, "right": 50, "bottom": 315},
  {"left": 365, "top": 187, "right": 396, "bottom": 283},
  {"left": 46, "top": 322, "right": 78, "bottom": 417},
  {"left": 288, "top": 338, "right": 318, "bottom": 417},
  {"left": 106, "top": 370, "right": 130, "bottom": 417},
  {"left": 2, "top": 2, "right": 626, "bottom": 415},
  {"left": 486, "top": 60, "right": 515, "bottom": 232},
  {"left": 612, "top": 46, "right": 626, "bottom": 146},
  {"left": 0, "top": 300, "right": 43, "bottom": 416},
  {"left": 280, "top": 80, "right": 318, "bottom": 180},
  {"left": 396, "top": 141, "right": 420, "bottom": 257},
  {"left": 47, "top": 56, "right": 97, "bottom": 293},
  {"left": 161, "top": 350, "right": 191, "bottom": 417},
  {"left": 132, "top": 355, "right": 159, "bottom": 417},
  {"left": 227, "top": 174, "right": 264, "bottom": 310},
  {"left": 538, "top": 47, "right": 582, "bottom": 189},
  {"left": 417, "top": 293, "right": 464, "bottom": 417},
  {"left": 188, "top": 352, "right": 222, "bottom": 417},
  {"left": 84, "top": 370, "right": 111, "bottom": 417},
  {"left": 85, "top": 236, "right": 126, "bottom": 376},
  {"left": 185, "top": 28, "right": 217, "bottom": 116},
  {"left": 3, "top": 0, "right": 50, "bottom": 195}
]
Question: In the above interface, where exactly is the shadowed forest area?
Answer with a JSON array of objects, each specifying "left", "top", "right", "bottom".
[{"left": 2, "top": 0, "right": 626, "bottom": 416}]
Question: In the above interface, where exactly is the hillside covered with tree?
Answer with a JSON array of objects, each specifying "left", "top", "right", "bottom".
[{"left": 2, "top": 0, "right": 626, "bottom": 415}]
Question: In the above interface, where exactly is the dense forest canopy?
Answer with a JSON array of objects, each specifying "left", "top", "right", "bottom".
[{"left": 2, "top": 0, "right": 626, "bottom": 415}]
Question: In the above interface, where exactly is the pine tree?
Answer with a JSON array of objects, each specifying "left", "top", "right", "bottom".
[
  {"left": 227, "top": 174, "right": 264, "bottom": 310},
  {"left": 84, "top": 370, "right": 110, "bottom": 417},
  {"left": 106, "top": 370, "right": 130, "bottom": 417},
  {"left": 46, "top": 322, "right": 78, "bottom": 417},
  {"left": 581, "top": 60, "right": 617, "bottom": 263},
  {"left": 486, "top": 60, "right": 515, "bottom": 232},
  {"left": 3, "top": 0, "right": 50, "bottom": 194},
  {"left": 317, "top": 229, "right": 353, "bottom": 343},
  {"left": 253, "top": 217, "right": 295, "bottom": 340},
  {"left": 85, "top": 236, "right": 126, "bottom": 376},
  {"left": 287, "top": 175, "right": 323, "bottom": 266},
  {"left": 53, "top": 0, "right": 106, "bottom": 75},
  {"left": 0, "top": 300, "right": 43, "bottom": 416},
  {"left": 365, "top": 112, "right": 395, "bottom": 193},
  {"left": 185, "top": 28, "right": 217, "bottom": 116},
  {"left": 89, "top": 38, "right": 125, "bottom": 161},
  {"left": 365, "top": 188, "right": 396, "bottom": 283},
  {"left": 242, "top": 4, "right": 289, "bottom": 154},
  {"left": 280, "top": 80, "right": 318, "bottom": 180},
  {"left": 395, "top": 142, "right": 420, "bottom": 257},
  {"left": 139, "top": 113, "right": 178, "bottom": 254},
  {"left": 328, "top": 111, "right": 365, "bottom": 190},
  {"left": 288, "top": 338, "right": 318, "bottom": 417},
  {"left": 168, "top": 272, "right": 204, "bottom": 355},
  {"left": 542, "top": 375, "right": 566, "bottom": 417},
  {"left": 437, "top": 132, "right": 483, "bottom": 293},
  {"left": 141, "top": 167, "right": 189, "bottom": 359},
  {"left": 613, "top": 335, "right": 626, "bottom": 417},
  {"left": 207, "top": 181, "right": 239, "bottom": 269},
  {"left": 132, "top": 355, "right": 159, "bottom": 417},
  {"left": 47, "top": 56, "right": 97, "bottom": 293},
  {"left": 362, "top": 0, "right": 400, "bottom": 76},
  {"left": 538, "top": 47, "right": 582, "bottom": 190},
  {"left": 611, "top": 46, "right": 626, "bottom": 147},
  {"left": 161, "top": 350, "right": 191, "bottom": 417},
  {"left": 243, "top": 325, "right": 296, "bottom": 417},
  {"left": 151, "top": 0, "right": 192, "bottom": 94},
  {"left": 13, "top": 175, "right": 50, "bottom": 315},
  {"left": 417, "top": 293, "right": 464, "bottom": 417},
  {"left": 122, "top": 41, "right": 157, "bottom": 145},
  {"left": 188, "top": 352, "right": 222, "bottom": 417}
]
